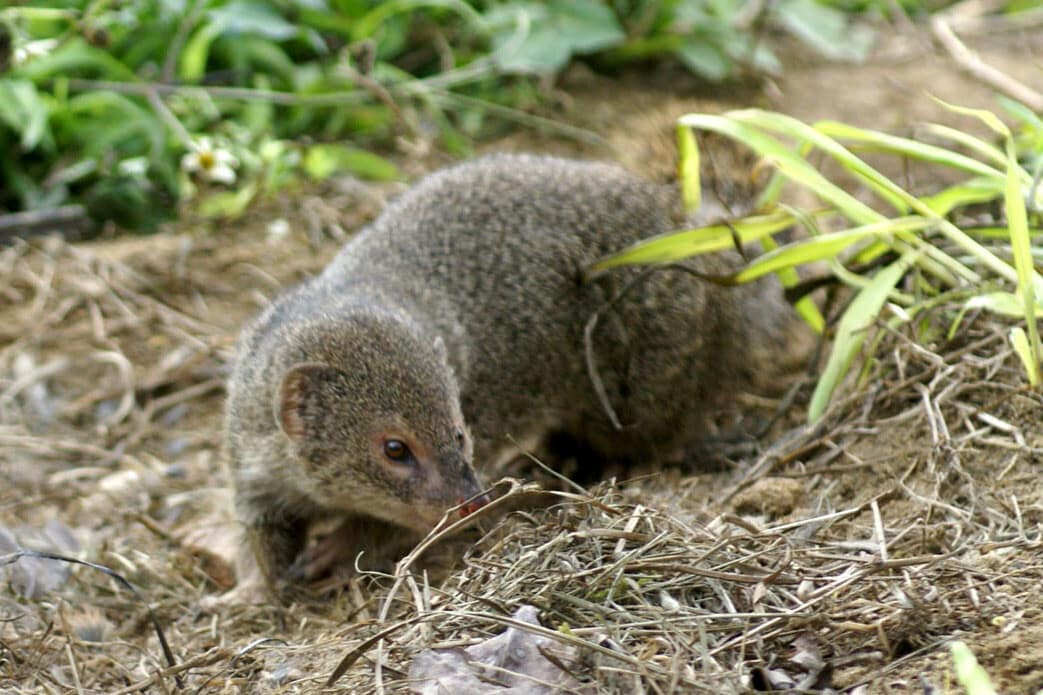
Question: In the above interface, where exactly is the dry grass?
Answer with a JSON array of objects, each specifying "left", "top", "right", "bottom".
[{"left": 1, "top": 221, "right": 1042, "bottom": 693}]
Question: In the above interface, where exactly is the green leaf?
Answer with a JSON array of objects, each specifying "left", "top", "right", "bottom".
[
  {"left": 0, "top": 79, "right": 49, "bottom": 150},
  {"left": 489, "top": 0, "right": 625, "bottom": 74},
  {"left": 917, "top": 124, "right": 1008, "bottom": 170},
  {"left": 686, "top": 109, "right": 1020, "bottom": 288},
  {"left": 965, "top": 291, "right": 1025, "bottom": 318},
  {"left": 676, "top": 40, "right": 729, "bottom": 81},
  {"left": 816, "top": 121, "right": 1006, "bottom": 182},
  {"left": 809, "top": 253, "right": 915, "bottom": 422},
  {"left": 676, "top": 124, "right": 700, "bottom": 214},
  {"left": 355, "top": 0, "right": 487, "bottom": 41},
  {"left": 997, "top": 96, "right": 1043, "bottom": 132},
  {"left": 774, "top": 0, "right": 872, "bottom": 62},
  {"left": 950, "top": 641, "right": 998, "bottom": 695},
  {"left": 199, "top": 183, "right": 259, "bottom": 220},
  {"left": 302, "top": 144, "right": 400, "bottom": 181},
  {"left": 180, "top": 22, "right": 223, "bottom": 82},
  {"left": 13, "top": 37, "right": 136, "bottom": 82},
  {"left": 1011, "top": 327, "right": 1039, "bottom": 387},
  {"left": 240, "top": 37, "right": 298, "bottom": 84},
  {"left": 735, "top": 217, "right": 935, "bottom": 283},
  {"left": 64, "top": 91, "right": 161, "bottom": 159},
  {"left": 679, "top": 112, "right": 883, "bottom": 224},
  {"left": 1005, "top": 137, "right": 1042, "bottom": 383},
  {"left": 932, "top": 97, "right": 1011, "bottom": 139},
  {"left": 208, "top": 0, "right": 299, "bottom": 40},
  {"left": 588, "top": 210, "right": 796, "bottom": 274},
  {"left": 919, "top": 179, "right": 1003, "bottom": 216}
]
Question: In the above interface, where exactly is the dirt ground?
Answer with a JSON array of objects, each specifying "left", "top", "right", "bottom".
[{"left": 2, "top": 25, "right": 1043, "bottom": 694}]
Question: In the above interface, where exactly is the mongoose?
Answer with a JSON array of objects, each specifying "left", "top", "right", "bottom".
[{"left": 224, "top": 153, "right": 789, "bottom": 590}]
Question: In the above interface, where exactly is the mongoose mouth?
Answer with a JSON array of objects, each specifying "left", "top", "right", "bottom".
[{"left": 458, "top": 494, "right": 490, "bottom": 518}]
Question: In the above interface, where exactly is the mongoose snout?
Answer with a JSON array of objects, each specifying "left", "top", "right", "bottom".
[{"left": 225, "top": 153, "right": 790, "bottom": 596}]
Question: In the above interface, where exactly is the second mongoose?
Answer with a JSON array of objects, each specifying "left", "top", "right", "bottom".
[{"left": 224, "top": 153, "right": 789, "bottom": 590}]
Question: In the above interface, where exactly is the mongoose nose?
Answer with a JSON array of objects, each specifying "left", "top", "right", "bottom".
[{"left": 458, "top": 494, "right": 490, "bottom": 517}]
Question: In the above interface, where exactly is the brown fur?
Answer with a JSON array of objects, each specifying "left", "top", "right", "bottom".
[{"left": 224, "top": 153, "right": 790, "bottom": 591}]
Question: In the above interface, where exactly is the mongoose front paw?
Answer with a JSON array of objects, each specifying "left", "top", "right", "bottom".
[{"left": 285, "top": 532, "right": 345, "bottom": 582}]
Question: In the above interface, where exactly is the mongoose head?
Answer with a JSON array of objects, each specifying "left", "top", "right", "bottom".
[{"left": 274, "top": 312, "right": 488, "bottom": 533}]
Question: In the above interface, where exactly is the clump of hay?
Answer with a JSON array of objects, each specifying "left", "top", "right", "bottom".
[{"left": 1, "top": 234, "right": 1041, "bottom": 693}]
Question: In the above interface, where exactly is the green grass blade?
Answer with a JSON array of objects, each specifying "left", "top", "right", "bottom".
[
  {"left": 917, "top": 123, "right": 1008, "bottom": 171},
  {"left": 588, "top": 210, "right": 795, "bottom": 274},
  {"left": 932, "top": 98, "right": 1011, "bottom": 139},
  {"left": 685, "top": 109, "right": 1024, "bottom": 288},
  {"left": 1005, "top": 138, "right": 1042, "bottom": 384},
  {"left": 735, "top": 217, "right": 934, "bottom": 283},
  {"left": 704, "top": 112, "right": 999, "bottom": 285},
  {"left": 966, "top": 291, "right": 1025, "bottom": 318},
  {"left": 725, "top": 111, "right": 1032, "bottom": 285},
  {"left": 728, "top": 111, "right": 915, "bottom": 214},
  {"left": 679, "top": 113, "right": 884, "bottom": 224},
  {"left": 758, "top": 233, "right": 826, "bottom": 333},
  {"left": 794, "top": 295, "right": 826, "bottom": 334},
  {"left": 677, "top": 124, "right": 701, "bottom": 214},
  {"left": 809, "top": 253, "right": 915, "bottom": 421},
  {"left": 817, "top": 121, "right": 1006, "bottom": 181},
  {"left": 919, "top": 179, "right": 1004, "bottom": 216},
  {"left": 950, "top": 641, "right": 998, "bottom": 695},
  {"left": 1011, "top": 328, "right": 1040, "bottom": 387}
]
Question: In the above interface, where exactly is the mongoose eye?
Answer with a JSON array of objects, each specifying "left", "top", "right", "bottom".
[
  {"left": 383, "top": 439, "right": 411, "bottom": 462},
  {"left": 455, "top": 428, "right": 465, "bottom": 447}
]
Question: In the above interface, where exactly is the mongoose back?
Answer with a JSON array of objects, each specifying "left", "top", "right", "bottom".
[{"left": 225, "top": 153, "right": 788, "bottom": 590}]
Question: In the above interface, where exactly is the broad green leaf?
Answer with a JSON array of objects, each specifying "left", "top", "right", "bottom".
[
  {"left": 676, "top": 124, "right": 700, "bottom": 213},
  {"left": 302, "top": 144, "right": 400, "bottom": 181},
  {"left": 242, "top": 37, "right": 298, "bottom": 84},
  {"left": 180, "top": 22, "right": 223, "bottom": 81},
  {"left": 588, "top": 211, "right": 796, "bottom": 274},
  {"left": 65, "top": 91, "right": 161, "bottom": 157},
  {"left": 676, "top": 40, "right": 729, "bottom": 81},
  {"left": 775, "top": 0, "right": 872, "bottom": 61},
  {"left": 488, "top": 0, "right": 625, "bottom": 74},
  {"left": 0, "top": 79, "right": 49, "bottom": 150},
  {"left": 356, "top": 0, "right": 487, "bottom": 41},
  {"left": 809, "top": 254, "right": 915, "bottom": 421},
  {"left": 208, "top": 0, "right": 299, "bottom": 40},
  {"left": 13, "top": 38, "right": 136, "bottom": 82}
]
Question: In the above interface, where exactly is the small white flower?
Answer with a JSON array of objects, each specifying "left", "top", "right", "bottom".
[
  {"left": 12, "top": 39, "right": 58, "bottom": 67},
  {"left": 180, "top": 137, "right": 239, "bottom": 184}
]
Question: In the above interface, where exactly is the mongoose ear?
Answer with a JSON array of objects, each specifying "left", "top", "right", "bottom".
[{"left": 276, "top": 362, "right": 342, "bottom": 441}]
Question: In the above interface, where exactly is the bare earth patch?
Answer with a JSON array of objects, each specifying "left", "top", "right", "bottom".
[{"left": 2, "top": 29, "right": 1043, "bottom": 694}]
